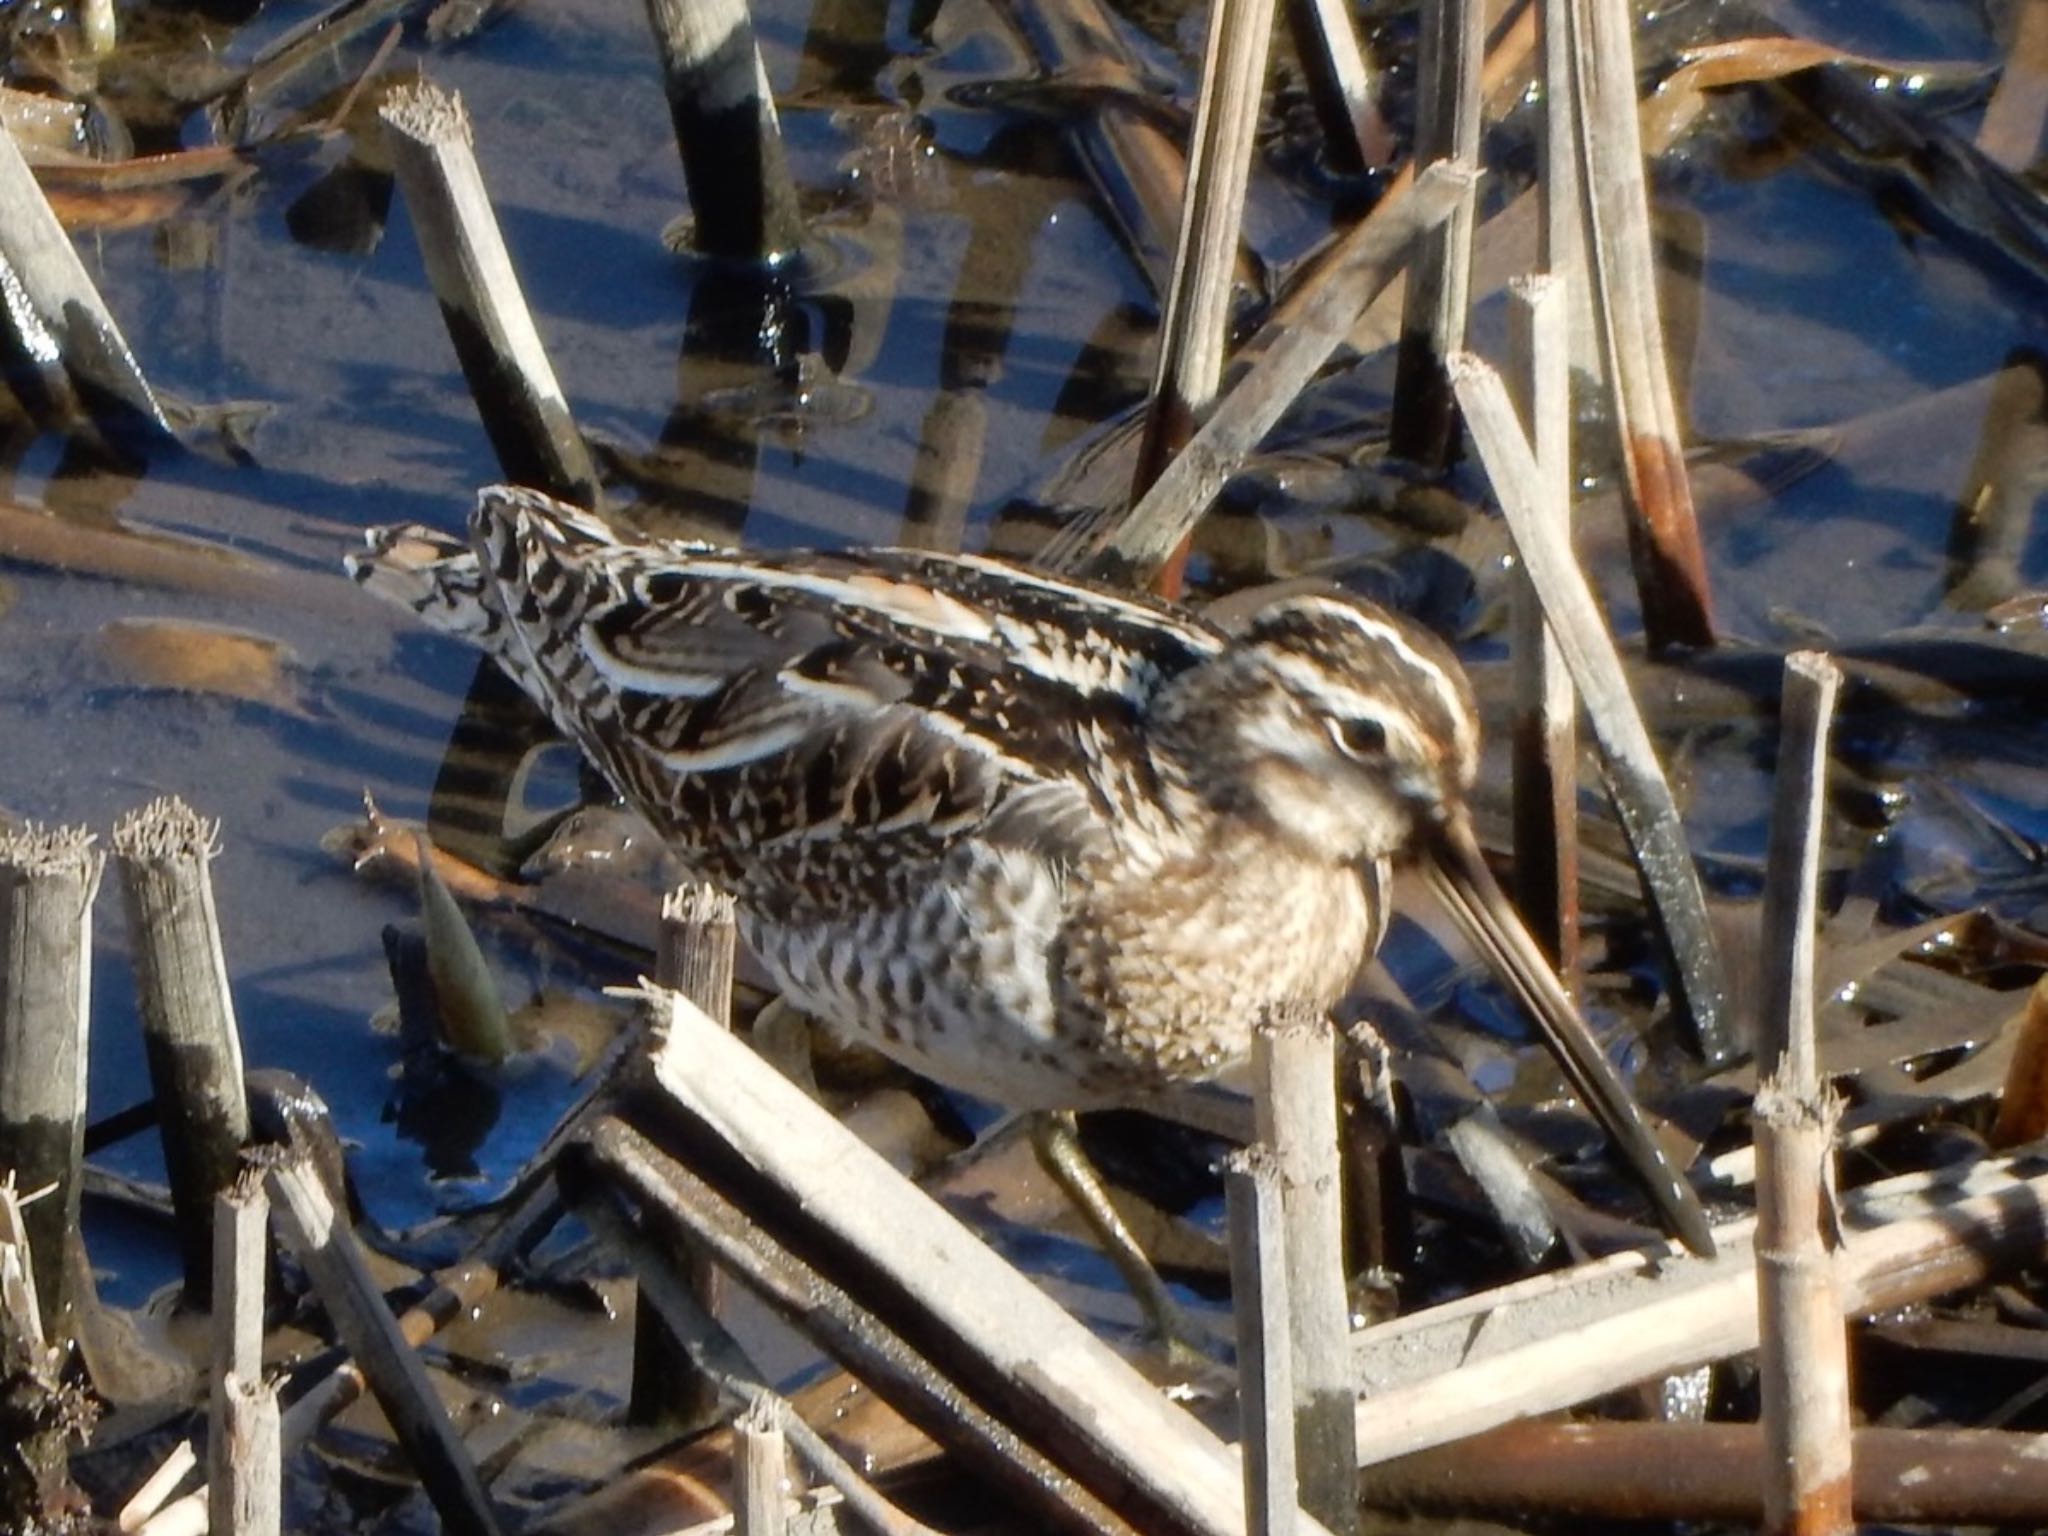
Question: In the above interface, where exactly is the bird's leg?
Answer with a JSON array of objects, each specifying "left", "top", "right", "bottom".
[{"left": 1028, "top": 1110, "right": 1197, "bottom": 1364}]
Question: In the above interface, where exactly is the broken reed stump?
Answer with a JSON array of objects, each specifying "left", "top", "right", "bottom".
[
  {"left": 379, "top": 81, "right": 602, "bottom": 508},
  {"left": 1387, "top": 0, "right": 1482, "bottom": 468},
  {"left": 611, "top": 982, "right": 1335, "bottom": 1536},
  {"left": 0, "top": 823, "right": 100, "bottom": 1337},
  {"left": 113, "top": 798, "right": 252, "bottom": 1308},
  {"left": 641, "top": 0, "right": 804, "bottom": 264},
  {"left": 0, "top": 1176, "right": 94, "bottom": 1529},
  {"left": 215, "top": 1374, "right": 282, "bottom": 1536},
  {"left": 566, "top": 1139, "right": 976, "bottom": 1536},
  {"left": 1537, "top": 0, "right": 1594, "bottom": 372},
  {"left": 734, "top": 1392, "right": 790, "bottom": 1536},
  {"left": 630, "top": 883, "right": 737, "bottom": 1430},
  {"left": 1754, "top": 650, "right": 1851, "bottom": 1536},
  {"left": 1225, "top": 1148, "right": 1299, "bottom": 1536},
  {"left": 1250, "top": 1008, "right": 1356, "bottom": 1536},
  {"left": 211, "top": 1170, "right": 270, "bottom": 1536}
]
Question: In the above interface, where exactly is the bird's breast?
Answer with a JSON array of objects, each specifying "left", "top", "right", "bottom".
[{"left": 1058, "top": 843, "right": 1384, "bottom": 1091}]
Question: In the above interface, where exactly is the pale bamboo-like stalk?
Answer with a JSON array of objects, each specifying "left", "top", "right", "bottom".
[
  {"left": 1132, "top": 0, "right": 1283, "bottom": 499},
  {"left": 639, "top": 0, "right": 804, "bottom": 262},
  {"left": 637, "top": 982, "right": 1338, "bottom": 1536},
  {"left": 1537, "top": 0, "right": 1595, "bottom": 373},
  {"left": 1353, "top": 1156, "right": 2048, "bottom": 1468},
  {"left": 217, "top": 1374, "right": 282, "bottom": 1536},
  {"left": 1360, "top": 1419, "right": 2048, "bottom": 1524},
  {"left": 210, "top": 1171, "right": 268, "bottom": 1536},
  {"left": 0, "top": 124, "right": 165, "bottom": 428},
  {"left": 1449, "top": 350, "right": 1734, "bottom": 1067},
  {"left": 1043, "top": 163, "right": 1471, "bottom": 584},
  {"left": 380, "top": 82, "right": 600, "bottom": 507},
  {"left": 735, "top": 1393, "right": 791, "bottom": 1536},
  {"left": 1252, "top": 1008, "right": 1355, "bottom": 1536},
  {"left": 1226, "top": 1148, "right": 1299, "bottom": 1536},
  {"left": 1754, "top": 650, "right": 1851, "bottom": 1536},
  {"left": 1283, "top": 0, "right": 1389, "bottom": 170},
  {"left": 0, "top": 822, "right": 99, "bottom": 1336},
  {"left": 115, "top": 798, "right": 250, "bottom": 1308},
  {"left": 632, "top": 882, "right": 739, "bottom": 1429},
  {"left": 1387, "top": 0, "right": 1483, "bottom": 467},
  {"left": 1568, "top": 0, "right": 1715, "bottom": 650},
  {"left": 1505, "top": 274, "right": 1581, "bottom": 980}
]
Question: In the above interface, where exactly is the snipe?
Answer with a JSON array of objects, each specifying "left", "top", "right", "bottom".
[{"left": 352, "top": 484, "right": 1714, "bottom": 1257}]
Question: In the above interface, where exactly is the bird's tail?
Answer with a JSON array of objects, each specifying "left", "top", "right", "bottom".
[{"left": 346, "top": 522, "right": 507, "bottom": 650}]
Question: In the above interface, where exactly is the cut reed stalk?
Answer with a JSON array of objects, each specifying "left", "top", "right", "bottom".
[
  {"left": 0, "top": 124, "right": 165, "bottom": 430},
  {"left": 0, "top": 823, "right": 99, "bottom": 1336},
  {"left": 1505, "top": 274, "right": 1581, "bottom": 980},
  {"left": 1449, "top": 350, "right": 1734, "bottom": 1066},
  {"left": 640, "top": 0, "right": 804, "bottom": 263},
  {"left": 379, "top": 82, "right": 601, "bottom": 508},
  {"left": 631, "top": 883, "right": 738, "bottom": 1430},
  {"left": 114, "top": 798, "right": 251, "bottom": 1307},
  {"left": 1132, "top": 0, "right": 1283, "bottom": 504},
  {"left": 1252, "top": 1008, "right": 1356, "bottom": 1536},
  {"left": 1387, "top": 0, "right": 1483, "bottom": 468},
  {"left": 1225, "top": 1148, "right": 1299, "bottom": 1536},
  {"left": 1568, "top": 0, "right": 1715, "bottom": 650},
  {"left": 1754, "top": 650, "right": 1850, "bottom": 1536},
  {"left": 1043, "top": 162, "right": 1472, "bottom": 584},
  {"left": 735, "top": 1393, "right": 791, "bottom": 1536},
  {"left": 1282, "top": 0, "right": 1390, "bottom": 171},
  {"left": 267, "top": 1154, "right": 504, "bottom": 1536},
  {"left": 210, "top": 1170, "right": 268, "bottom": 1536}
]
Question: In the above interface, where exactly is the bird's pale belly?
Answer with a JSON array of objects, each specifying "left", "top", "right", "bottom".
[{"left": 739, "top": 841, "right": 1383, "bottom": 1112}]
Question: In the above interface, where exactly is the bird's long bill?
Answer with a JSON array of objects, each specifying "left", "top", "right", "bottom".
[{"left": 1421, "top": 819, "right": 1717, "bottom": 1257}]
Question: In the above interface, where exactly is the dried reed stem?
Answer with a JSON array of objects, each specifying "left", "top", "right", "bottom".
[
  {"left": 1225, "top": 1148, "right": 1299, "bottom": 1536},
  {"left": 0, "top": 124, "right": 165, "bottom": 428},
  {"left": 216, "top": 1375, "right": 281, "bottom": 1536},
  {"left": 735, "top": 1392, "right": 791, "bottom": 1536},
  {"left": 1449, "top": 350, "right": 1734, "bottom": 1065},
  {"left": 1754, "top": 650, "right": 1850, "bottom": 1536},
  {"left": 1361, "top": 1419, "right": 2048, "bottom": 1524},
  {"left": 1387, "top": 0, "right": 1483, "bottom": 467},
  {"left": 0, "top": 823, "right": 99, "bottom": 1336},
  {"left": 632, "top": 882, "right": 738, "bottom": 1429},
  {"left": 635, "top": 982, "right": 1336, "bottom": 1536},
  {"left": 1132, "top": 0, "right": 1283, "bottom": 499},
  {"left": 640, "top": 0, "right": 804, "bottom": 262},
  {"left": 1283, "top": 0, "right": 1390, "bottom": 171},
  {"left": 209, "top": 1171, "right": 268, "bottom": 1536},
  {"left": 1252, "top": 1008, "right": 1357, "bottom": 1536},
  {"left": 379, "top": 82, "right": 601, "bottom": 507},
  {"left": 268, "top": 1155, "right": 504, "bottom": 1536},
  {"left": 114, "top": 798, "right": 251, "bottom": 1306},
  {"left": 1505, "top": 274, "right": 1580, "bottom": 979},
  {"left": 1044, "top": 162, "right": 1472, "bottom": 584},
  {"left": 1569, "top": 0, "right": 1715, "bottom": 649}
]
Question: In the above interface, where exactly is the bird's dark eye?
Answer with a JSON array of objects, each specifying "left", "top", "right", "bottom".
[{"left": 1331, "top": 717, "right": 1387, "bottom": 760}]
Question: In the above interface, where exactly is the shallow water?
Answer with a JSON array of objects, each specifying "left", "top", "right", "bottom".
[{"left": 4, "top": 0, "right": 2047, "bottom": 1328}]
